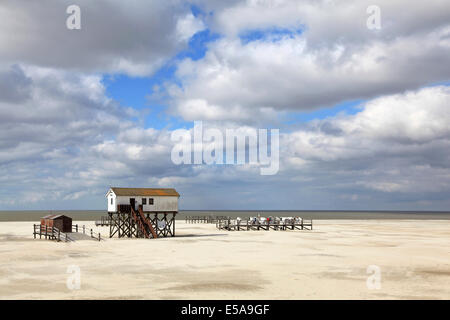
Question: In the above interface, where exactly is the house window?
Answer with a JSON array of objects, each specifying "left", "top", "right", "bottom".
[
  {"left": 149, "top": 198, "right": 154, "bottom": 205},
  {"left": 110, "top": 197, "right": 113, "bottom": 205},
  {"left": 142, "top": 198, "right": 147, "bottom": 205}
]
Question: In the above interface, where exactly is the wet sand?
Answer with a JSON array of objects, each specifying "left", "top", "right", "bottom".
[
  {"left": 1, "top": 210, "right": 449, "bottom": 221},
  {"left": 0, "top": 220, "right": 449, "bottom": 299}
]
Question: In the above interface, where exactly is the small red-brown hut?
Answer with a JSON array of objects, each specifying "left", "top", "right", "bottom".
[{"left": 40, "top": 215, "right": 72, "bottom": 232}]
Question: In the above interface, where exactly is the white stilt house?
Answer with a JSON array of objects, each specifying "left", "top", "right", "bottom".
[
  {"left": 106, "top": 187, "right": 180, "bottom": 239},
  {"left": 106, "top": 187, "right": 179, "bottom": 213}
]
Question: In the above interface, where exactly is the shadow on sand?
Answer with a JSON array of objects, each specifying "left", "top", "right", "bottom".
[{"left": 174, "top": 233, "right": 228, "bottom": 238}]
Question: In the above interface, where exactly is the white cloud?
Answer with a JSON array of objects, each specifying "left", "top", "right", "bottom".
[
  {"left": 176, "top": 13, "right": 206, "bottom": 42},
  {"left": 0, "top": 64, "right": 135, "bottom": 205},
  {"left": 285, "top": 86, "right": 450, "bottom": 160},
  {"left": 1, "top": 80, "right": 450, "bottom": 209},
  {"left": 1, "top": 1, "right": 450, "bottom": 210},
  {"left": 171, "top": 0, "right": 450, "bottom": 122},
  {"left": 282, "top": 86, "right": 450, "bottom": 197},
  {"left": 0, "top": 0, "right": 203, "bottom": 76}
]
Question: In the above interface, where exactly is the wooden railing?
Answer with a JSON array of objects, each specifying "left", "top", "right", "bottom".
[
  {"left": 117, "top": 204, "right": 131, "bottom": 213},
  {"left": 72, "top": 224, "right": 102, "bottom": 241},
  {"left": 131, "top": 207, "right": 149, "bottom": 238},
  {"left": 33, "top": 224, "right": 74, "bottom": 242},
  {"left": 185, "top": 215, "right": 229, "bottom": 224},
  {"left": 95, "top": 216, "right": 111, "bottom": 226},
  {"left": 216, "top": 218, "right": 313, "bottom": 231},
  {"left": 33, "top": 224, "right": 101, "bottom": 242},
  {"left": 138, "top": 206, "right": 157, "bottom": 238}
]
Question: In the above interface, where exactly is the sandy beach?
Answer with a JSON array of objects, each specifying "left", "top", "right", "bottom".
[{"left": 0, "top": 220, "right": 449, "bottom": 300}]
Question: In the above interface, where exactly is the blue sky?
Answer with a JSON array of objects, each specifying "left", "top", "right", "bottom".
[
  {"left": 103, "top": 27, "right": 222, "bottom": 131},
  {"left": 103, "top": 21, "right": 359, "bottom": 132},
  {"left": 1, "top": 1, "right": 449, "bottom": 210}
]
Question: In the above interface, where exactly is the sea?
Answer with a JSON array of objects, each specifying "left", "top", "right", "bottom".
[{"left": 0, "top": 210, "right": 449, "bottom": 221}]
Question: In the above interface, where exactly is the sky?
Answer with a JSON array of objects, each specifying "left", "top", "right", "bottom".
[{"left": 0, "top": 0, "right": 449, "bottom": 210}]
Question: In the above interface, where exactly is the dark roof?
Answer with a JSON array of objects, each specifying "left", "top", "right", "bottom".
[
  {"left": 110, "top": 187, "right": 180, "bottom": 197},
  {"left": 41, "top": 214, "right": 72, "bottom": 220}
]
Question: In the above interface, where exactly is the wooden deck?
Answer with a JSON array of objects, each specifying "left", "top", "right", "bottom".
[
  {"left": 95, "top": 215, "right": 112, "bottom": 226},
  {"left": 33, "top": 224, "right": 101, "bottom": 242},
  {"left": 33, "top": 224, "right": 74, "bottom": 242},
  {"left": 216, "top": 219, "right": 313, "bottom": 231},
  {"left": 185, "top": 215, "right": 228, "bottom": 224}
]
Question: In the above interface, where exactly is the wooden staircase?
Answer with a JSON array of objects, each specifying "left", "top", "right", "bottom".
[{"left": 131, "top": 205, "right": 157, "bottom": 239}]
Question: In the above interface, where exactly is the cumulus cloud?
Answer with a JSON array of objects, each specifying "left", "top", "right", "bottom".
[
  {"left": 199, "top": 0, "right": 450, "bottom": 42},
  {"left": 0, "top": 64, "right": 186, "bottom": 208},
  {"left": 176, "top": 13, "right": 206, "bottom": 42},
  {"left": 171, "top": 0, "right": 450, "bottom": 121},
  {"left": 0, "top": 65, "right": 134, "bottom": 205},
  {"left": 284, "top": 86, "right": 450, "bottom": 161},
  {"left": 0, "top": 65, "right": 32, "bottom": 103},
  {"left": 0, "top": 69, "right": 449, "bottom": 209},
  {"left": 86, "top": 87, "right": 450, "bottom": 209},
  {"left": 279, "top": 86, "right": 450, "bottom": 206},
  {"left": 0, "top": 0, "right": 205, "bottom": 76},
  {"left": 1, "top": 1, "right": 449, "bottom": 210}
]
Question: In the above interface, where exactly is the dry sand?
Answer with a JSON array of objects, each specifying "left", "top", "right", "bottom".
[{"left": 0, "top": 220, "right": 449, "bottom": 300}]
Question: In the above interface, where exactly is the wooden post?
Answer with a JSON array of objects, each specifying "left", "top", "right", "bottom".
[
  {"left": 58, "top": 229, "right": 60, "bottom": 242},
  {"left": 98, "top": 233, "right": 101, "bottom": 241},
  {"left": 83, "top": 225, "right": 85, "bottom": 234},
  {"left": 76, "top": 224, "right": 78, "bottom": 232},
  {"left": 118, "top": 214, "right": 121, "bottom": 238},
  {"left": 91, "top": 229, "right": 93, "bottom": 238},
  {"left": 109, "top": 212, "right": 112, "bottom": 238}
]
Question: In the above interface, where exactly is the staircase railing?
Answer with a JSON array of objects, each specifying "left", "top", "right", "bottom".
[
  {"left": 138, "top": 206, "right": 158, "bottom": 239},
  {"left": 131, "top": 206, "right": 149, "bottom": 238}
]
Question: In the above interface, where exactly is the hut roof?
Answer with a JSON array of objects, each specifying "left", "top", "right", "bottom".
[
  {"left": 41, "top": 214, "right": 71, "bottom": 220},
  {"left": 109, "top": 187, "right": 180, "bottom": 197}
]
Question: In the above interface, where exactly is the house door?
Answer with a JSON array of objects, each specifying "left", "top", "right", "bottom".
[{"left": 130, "top": 198, "right": 135, "bottom": 210}]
